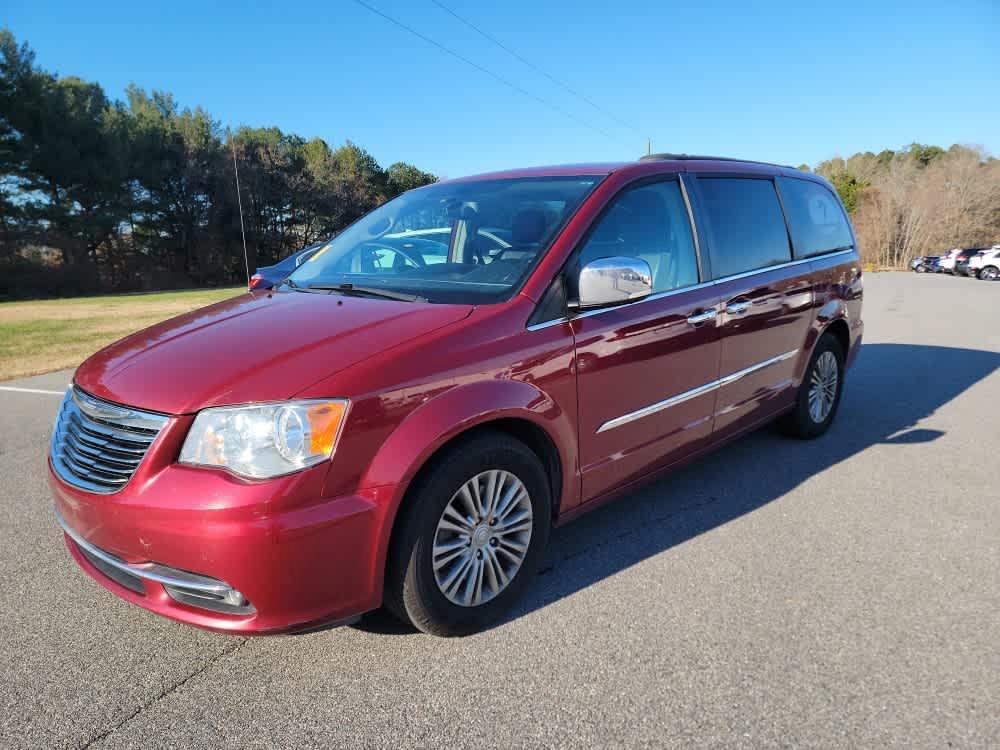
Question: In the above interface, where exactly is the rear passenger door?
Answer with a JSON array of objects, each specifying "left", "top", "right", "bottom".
[{"left": 689, "top": 175, "right": 816, "bottom": 439}]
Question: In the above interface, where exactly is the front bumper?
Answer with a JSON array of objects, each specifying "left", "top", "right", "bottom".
[{"left": 50, "top": 460, "right": 395, "bottom": 634}]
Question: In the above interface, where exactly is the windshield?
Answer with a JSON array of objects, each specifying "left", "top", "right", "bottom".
[{"left": 285, "top": 176, "right": 601, "bottom": 303}]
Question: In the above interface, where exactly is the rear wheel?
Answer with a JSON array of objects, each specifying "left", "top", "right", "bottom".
[
  {"left": 385, "top": 431, "right": 551, "bottom": 636},
  {"left": 778, "top": 333, "right": 845, "bottom": 439},
  {"left": 981, "top": 265, "right": 999, "bottom": 281}
]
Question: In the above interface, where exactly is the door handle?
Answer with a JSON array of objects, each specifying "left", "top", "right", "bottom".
[
  {"left": 725, "top": 300, "right": 751, "bottom": 315},
  {"left": 686, "top": 309, "right": 717, "bottom": 325}
]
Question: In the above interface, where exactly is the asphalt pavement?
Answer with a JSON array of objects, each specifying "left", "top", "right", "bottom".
[{"left": 1, "top": 272, "right": 998, "bottom": 748}]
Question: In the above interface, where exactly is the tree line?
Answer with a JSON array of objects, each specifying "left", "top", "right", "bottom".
[
  {"left": 0, "top": 29, "right": 436, "bottom": 298},
  {"left": 807, "top": 143, "right": 999, "bottom": 268},
  {"left": 3, "top": 27, "right": 998, "bottom": 300}
]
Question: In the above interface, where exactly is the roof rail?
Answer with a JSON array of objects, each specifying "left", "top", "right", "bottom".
[{"left": 639, "top": 153, "right": 796, "bottom": 169}]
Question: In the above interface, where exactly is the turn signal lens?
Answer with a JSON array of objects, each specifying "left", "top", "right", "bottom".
[{"left": 307, "top": 401, "right": 347, "bottom": 455}]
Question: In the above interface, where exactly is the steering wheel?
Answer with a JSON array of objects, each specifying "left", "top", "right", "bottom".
[{"left": 362, "top": 242, "right": 427, "bottom": 270}]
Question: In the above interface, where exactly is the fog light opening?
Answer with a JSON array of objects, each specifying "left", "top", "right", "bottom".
[{"left": 164, "top": 583, "right": 256, "bottom": 616}]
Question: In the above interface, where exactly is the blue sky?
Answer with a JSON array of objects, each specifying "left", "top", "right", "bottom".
[{"left": 3, "top": 0, "right": 997, "bottom": 177}]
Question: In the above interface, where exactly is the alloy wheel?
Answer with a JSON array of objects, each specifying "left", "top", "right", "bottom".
[
  {"left": 807, "top": 350, "right": 839, "bottom": 423},
  {"left": 432, "top": 470, "right": 533, "bottom": 607}
]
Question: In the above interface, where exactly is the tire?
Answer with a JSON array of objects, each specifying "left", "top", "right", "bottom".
[
  {"left": 777, "top": 333, "right": 845, "bottom": 439},
  {"left": 981, "top": 266, "right": 999, "bottom": 281},
  {"left": 384, "top": 431, "right": 552, "bottom": 637},
  {"left": 914, "top": 265, "right": 926, "bottom": 273}
]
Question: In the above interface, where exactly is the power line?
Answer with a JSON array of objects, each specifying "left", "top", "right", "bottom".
[
  {"left": 429, "top": 0, "right": 643, "bottom": 137},
  {"left": 350, "top": 0, "right": 631, "bottom": 148}
]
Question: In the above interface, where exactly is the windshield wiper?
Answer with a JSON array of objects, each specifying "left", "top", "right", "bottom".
[{"left": 307, "top": 283, "right": 427, "bottom": 303}]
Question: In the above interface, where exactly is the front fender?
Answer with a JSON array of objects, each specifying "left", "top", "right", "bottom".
[
  {"left": 362, "top": 379, "right": 576, "bottom": 501},
  {"left": 360, "top": 379, "right": 578, "bottom": 588}
]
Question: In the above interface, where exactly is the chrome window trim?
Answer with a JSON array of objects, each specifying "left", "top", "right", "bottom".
[
  {"left": 526, "top": 248, "right": 855, "bottom": 331},
  {"left": 595, "top": 349, "right": 798, "bottom": 433},
  {"left": 677, "top": 175, "right": 705, "bottom": 282},
  {"left": 700, "top": 247, "right": 854, "bottom": 285},
  {"left": 525, "top": 317, "right": 571, "bottom": 332},
  {"left": 55, "top": 508, "right": 234, "bottom": 596}
]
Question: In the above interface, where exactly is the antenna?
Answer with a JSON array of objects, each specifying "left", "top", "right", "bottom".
[
  {"left": 230, "top": 130, "right": 251, "bottom": 290},
  {"left": 646, "top": 138, "right": 652, "bottom": 156}
]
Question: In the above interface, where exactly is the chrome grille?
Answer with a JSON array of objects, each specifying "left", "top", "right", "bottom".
[{"left": 50, "top": 387, "right": 168, "bottom": 494}]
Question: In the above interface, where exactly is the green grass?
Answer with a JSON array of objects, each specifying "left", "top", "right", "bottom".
[{"left": 0, "top": 287, "right": 244, "bottom": 381}]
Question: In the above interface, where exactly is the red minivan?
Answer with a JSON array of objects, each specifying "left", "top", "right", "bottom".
[{"left": 50, "top": 155, "right": 863, "bottom": 636}]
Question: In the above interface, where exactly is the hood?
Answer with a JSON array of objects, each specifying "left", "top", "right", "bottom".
[{"left": 74, "top": 291, "right": 473, "bottom": 414}]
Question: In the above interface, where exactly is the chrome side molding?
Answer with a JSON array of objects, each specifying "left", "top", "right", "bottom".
[{"left": 596, "top": 349, "right": 798, "bottom": 433}]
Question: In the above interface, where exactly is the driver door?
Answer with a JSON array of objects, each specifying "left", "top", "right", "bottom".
[{"left": 570, "top": 178, "right": 722, "bottom": 503}]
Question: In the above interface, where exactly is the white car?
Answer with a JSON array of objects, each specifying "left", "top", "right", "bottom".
[
  {"left": 938, "top": 248, "right": 961, "bottom": 273},
  {"left": 968, "top": 246, "right": 1000, "bottom": 280}
]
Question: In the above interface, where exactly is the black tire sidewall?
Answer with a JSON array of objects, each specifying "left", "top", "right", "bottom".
[
  {"left": 395, "top": 433, "right": 552, "bottom": 636},
  {"left": 791, "top": 334, "right": 845, "bottom": 438}
]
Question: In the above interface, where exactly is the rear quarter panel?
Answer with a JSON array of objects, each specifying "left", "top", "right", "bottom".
[{"left": 807, "top": 251, "right": 864, "bottom": 370}]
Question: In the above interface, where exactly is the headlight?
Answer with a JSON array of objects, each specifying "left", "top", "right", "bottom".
[{"left": 179, "top": 400, "right": 349, "bottom": 479}]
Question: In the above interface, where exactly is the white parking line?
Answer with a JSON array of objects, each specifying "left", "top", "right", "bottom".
[{"left": 0, "top": 386, "right": 67, "bottom": 396}]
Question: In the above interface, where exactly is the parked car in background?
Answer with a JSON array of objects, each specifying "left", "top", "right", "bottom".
[
  {"left": 910, "top": 256, "right": 940, "bottom": 273},
  {"left": 954, "top": 248, "right": 987, "bottom": 278},
  {"left": 50, "top": 155, "right": 863, "bottom": 637},
  {"left": 938, "top": 248, "right": 960, "bottom": 273},
  {"left": 249, "top": 241, "right": 327, "bottom": 290},
  {"left": 939, "top": 247, "right": 983, "bottom": 275},
  {"left": 968, "top": 246, "right": 1000, "bottom": 280}
]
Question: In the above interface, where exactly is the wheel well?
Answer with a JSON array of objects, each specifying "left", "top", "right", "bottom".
[
  {"left": 381, "top": 418, "right": 565, "bottom": 600},
  {"left": 400, "top": 418, "right": 563, "bottom": 521},
  {"left": 824, "top": 318, "right": 850, "bottom": 357}
]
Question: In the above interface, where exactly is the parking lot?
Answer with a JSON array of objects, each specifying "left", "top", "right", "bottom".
[{"left": 1, "top": 272, "right": 997, "bottom": 748}]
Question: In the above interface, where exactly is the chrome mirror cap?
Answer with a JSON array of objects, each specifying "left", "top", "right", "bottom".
[{"left": 573, "top": 256, "right": 653, "bottom": 310}]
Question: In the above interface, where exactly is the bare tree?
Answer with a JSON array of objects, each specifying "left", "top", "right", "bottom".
[{"left": 846, "top": 145, "right": 1000, "bottom": 268}]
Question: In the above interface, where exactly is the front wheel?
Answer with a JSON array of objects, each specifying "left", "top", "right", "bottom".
[
  {"left": 914, "top": 264, "right": 926, "bottom": 273},
  {"left": 385, "top": 431, "right": 551, "bottom": 636},
  {"left": 778, "top": 334, "right": 845, "bottom": 439},
  {"left": 981, "top": 266, "right": 999, "bottom": 281}
]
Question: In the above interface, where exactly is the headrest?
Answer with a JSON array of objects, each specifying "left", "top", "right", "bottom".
[{"left": 512, "top": 208, "right": 548, "bottom": 245}]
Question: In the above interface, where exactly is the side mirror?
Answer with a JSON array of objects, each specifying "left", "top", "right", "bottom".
[{"left": 571, "top": 256, "right": 652, "bottom": 310}]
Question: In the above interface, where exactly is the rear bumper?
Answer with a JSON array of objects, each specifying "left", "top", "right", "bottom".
[{"left": 50, "top": 460, "right": 395, "bottom": 634}]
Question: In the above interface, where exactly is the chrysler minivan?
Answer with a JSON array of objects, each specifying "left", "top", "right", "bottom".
[{"left": 50, "top": 155, "right": 863, "bottom": 636}]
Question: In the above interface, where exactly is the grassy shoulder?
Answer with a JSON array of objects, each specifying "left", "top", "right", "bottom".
[{"left": 0, "top": 287, "right": 245, "bottom": 381}]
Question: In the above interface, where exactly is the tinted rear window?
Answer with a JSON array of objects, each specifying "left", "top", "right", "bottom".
[
  {"left": 697, "top": 178, "right": 792, "bottom": 278},
  {"left": 778, "top": 177, "right": 854, "bottom": 259}
]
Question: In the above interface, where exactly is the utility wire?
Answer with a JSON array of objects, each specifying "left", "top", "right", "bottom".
[
  {"left": 429, "top": 0, "right": 643, "bottom": 137},
  {"left": 229, "top": 130, "right": 251, "bottom": 289},
  {"left": 350, "top": 0, "right": 631, "bottom": 148}
]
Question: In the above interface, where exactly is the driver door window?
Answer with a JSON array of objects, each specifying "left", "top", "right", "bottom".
[{"left": 575, "top": 180, "right": 699, "bottom": 293}]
